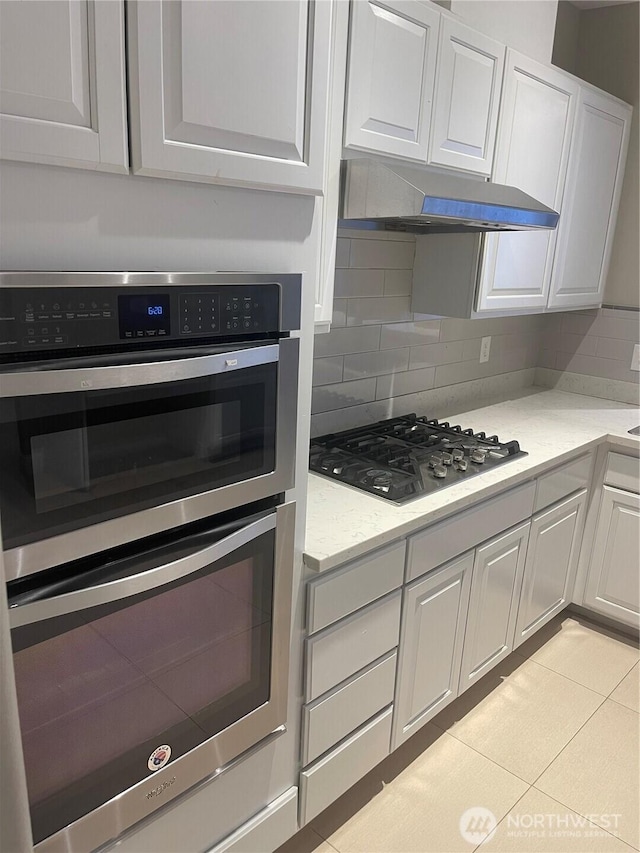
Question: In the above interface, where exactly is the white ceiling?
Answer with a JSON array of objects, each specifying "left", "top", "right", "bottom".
[{"left": 569, "top": 0, "right": 638, "bottom": 10}]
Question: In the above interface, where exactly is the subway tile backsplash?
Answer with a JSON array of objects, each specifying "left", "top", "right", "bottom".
[
  {"left": 312, "top": 232, "right": 640, "bottom": 433},
  {"left": 311, "top": 231, "right": 544, "bottom": 428}
]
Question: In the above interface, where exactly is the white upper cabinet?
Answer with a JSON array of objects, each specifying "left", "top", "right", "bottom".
[
  {"left": 128, "top": 0, "right": 332, "bottom": 194},
  {"left": 0, "top": 0, "right": 127, "bottom": 172},
  {"left": 428, "top": 18, "right": 505, "bottom": 175},
  {"left": 547, "top": 87, "right": 632, "bottom": 311},
  {"left": 343, "top": 0, "right": 440, "bottom": 162},
  {"left": 476, "top": 51, "right": 578, "bottom": 313}
]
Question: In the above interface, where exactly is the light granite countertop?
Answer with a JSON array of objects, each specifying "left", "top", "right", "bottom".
[{"left": 304, "top": 388, "right": 639, "bottom": 573}]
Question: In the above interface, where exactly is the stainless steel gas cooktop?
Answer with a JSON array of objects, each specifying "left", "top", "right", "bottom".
[{"left": 310, "top": 414, "right": 526, "bottom": 503}]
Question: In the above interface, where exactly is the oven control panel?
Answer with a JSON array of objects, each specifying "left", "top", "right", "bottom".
[{"left": 0, "top": 284, "right": 281, "bottom": 355}]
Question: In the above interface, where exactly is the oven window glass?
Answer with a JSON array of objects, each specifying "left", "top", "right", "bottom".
[
  {"left": 10, "top": 528, "right": 275, "bottom": 845},
  {"left": 0, "top": 362, "right": 277, "bottom": 549}
]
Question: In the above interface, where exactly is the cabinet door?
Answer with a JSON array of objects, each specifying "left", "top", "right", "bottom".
[
  {"left": 584, "top": 487, "right": 640, "bottom": 629},
  {"left": 428, "top": 18, "right": 504, "bottom": 175},
  {"left": 547, "top": 88, "right": 632, "bottom": 311},
  {"left": 343, "top": 0, "right": 440, "bottom": 162},
  {"left": 0, "top": 0, "right": 127, "bottom": 172},
  {"left": 476, "top": 51, "right": 578, "bottom": 313},
  {"left": 128, "top": 0, "right": 331, "bottom": 194},
  {"left": 459, "top": 523, "right": 530, "bottom": 692},
  {"left": 392, "top": 552, "right": 472, "bottom": 748},
  {"left": 514, "top": 490, "right": 587, "bottom": 648}
]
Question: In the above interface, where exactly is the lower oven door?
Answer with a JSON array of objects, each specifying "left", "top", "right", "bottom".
[{"left": 7, "top": 501, "right": 295, "bottom": 852}]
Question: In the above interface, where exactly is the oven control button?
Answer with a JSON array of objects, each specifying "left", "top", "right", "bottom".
[
  {"left": 433, "top": 464, "right": 447, "bottom": 479},
  {"left": 182, "top": 324, "right": 191, "bottom": 333}
]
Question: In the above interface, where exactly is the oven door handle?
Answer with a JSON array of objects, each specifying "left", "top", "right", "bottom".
[
  {"left": 0, "top": 344, "right": 279, "bottom": 397},
  {"left": 8, "top": 513, "right": 277, "bottom": 629}
]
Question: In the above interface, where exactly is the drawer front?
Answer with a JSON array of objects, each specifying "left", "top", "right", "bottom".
[
  {"left": 299, "top": 707, "right": 393, "bottom": 825},
  {"left": 534, "top": 452, "right": 593, "bottom": 512},
  {"left": 212, "top": 788, "right": 298, "bottom": 853},
  {"left": 604, "top": 452, "right": 639, "bottom": 493},
  {"left": 305, "top": 591, "right": 401, "bottom": 701},
  {"left": 302, "top": 651, "right": 397, "bottom": 766},
  {"left": 407, "top": 481, "right": 536, "bottom": 582},
  {"left": 307, "top": 540, "right": 405, "bottom": 633}
]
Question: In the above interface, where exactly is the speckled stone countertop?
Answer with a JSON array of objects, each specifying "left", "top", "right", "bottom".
[{"left": 304, "top": 389, "right": 639, "bottom": 573}]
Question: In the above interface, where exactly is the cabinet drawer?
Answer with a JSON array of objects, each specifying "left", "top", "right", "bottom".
[
  {"left": 307, "top": 541, "right": 405, "bottom": 633},
  {"left": 534, "top": 452, "right": 593, "bottom": 512},
  {"left": 305, "top": 591, "right": 401, "bottom": 701},
  {"left": 604, "top": 452, "right": 639, "bottom": 493},
  {"left": 302, "top": 651, "right": 397, "bottom": 766},
  {"left": 299, "top": 707, "right": 392, "bottom": 825},
  {"left": 407, "top": 482, "right": 535, "bottom": 582}
]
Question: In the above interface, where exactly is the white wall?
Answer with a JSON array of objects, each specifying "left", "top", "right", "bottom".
[{"left": 450, "top": 0, "right": 559, "bottom": 63}]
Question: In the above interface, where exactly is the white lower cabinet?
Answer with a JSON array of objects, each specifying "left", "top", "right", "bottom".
[
  {"left": 459, "top": 522, "right": 530, "bottom": 692},
  {"left": 583, "top": 486, "right": 640, "bottom": 629},
  {"left": 392, "top": 552, "right": 473, "bottom": 748},
  {"left": 514, "top": 490, "right": 587, "bottom": 648}
]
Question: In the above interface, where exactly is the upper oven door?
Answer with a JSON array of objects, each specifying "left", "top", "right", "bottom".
[{"left": 0, "top": 338, "right": 298, "bottom": 580}]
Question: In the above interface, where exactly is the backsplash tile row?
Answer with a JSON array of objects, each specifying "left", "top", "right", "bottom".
[
  {"left": 538, "top": 307, "right": 640, "bottom": 385},
  {"left": 313, "top": 233, "right": 639, "bottom": 432},
  {"left": 312, "top": 232, "right": 544, "bottom": 428}
]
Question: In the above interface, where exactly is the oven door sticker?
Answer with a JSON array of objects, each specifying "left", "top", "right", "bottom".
[{"left": 148, "top": 745, "right": 172, "bottom": 772}]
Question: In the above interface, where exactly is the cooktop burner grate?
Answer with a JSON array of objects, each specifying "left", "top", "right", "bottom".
[{"left": 310, "top": 414, "right": 526, "bottom": 503}]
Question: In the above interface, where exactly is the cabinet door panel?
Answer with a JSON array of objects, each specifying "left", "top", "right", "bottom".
[
  {"left": 477, "top": 52, "right": 577, "bottom": 313},
  {"left": 428, "top": 18, "right": 504, "bottom": 174},
  {"left": 548, "top": 89, "right": 632, "bottom": 310},
  {"left": 344, "top": 0, "right": 440, "bottom": 161},
  {"left": 584, "top": 487, "right": 640, "bottom": 628},
  {"left": 393, "top": 552, "right": 472, "bottom": 748},
  {"left": 129, "top": 0, "right": 331, "bottom": 193},
  {"left": 460, "top": 523, "right": 529, "bottom": 691},
  {"left": 514, "top": 490, "right": 587, "bottom": 647},
  {"left": 0, "top": 0, "right": 127, "bottom": 172}
]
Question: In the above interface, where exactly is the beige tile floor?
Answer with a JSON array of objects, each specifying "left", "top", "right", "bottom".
[{"left": 276, "top": 614, "right": 640, "bottom": 853}]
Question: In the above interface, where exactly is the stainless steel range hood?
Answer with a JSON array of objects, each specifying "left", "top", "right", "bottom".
[{"left": 339, "top": 159, "right": 559, "bottom": 234}]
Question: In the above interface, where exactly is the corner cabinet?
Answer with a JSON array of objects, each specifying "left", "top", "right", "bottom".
[
  {"left": 127, "top": 0, "right": 333, "bottom": 194},
  {"left": 547, "top": 87, "right": 632, "bottom": 311},
  {"left": 343, "top": 0, "right": 440, "bottom": 162},
  {"left": 476, "top": 50, "right": 578, "bottom": 313},
  {"left": 580, "top": 452, "right": 640, "bottom": 629},
  {"left": 0, "top": 0, "right": 128, "bottom": 172}
]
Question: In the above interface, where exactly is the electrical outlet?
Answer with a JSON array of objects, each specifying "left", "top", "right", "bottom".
[
  {"left": 631, "top": 344, "right": 640, "bottom": 372},
  {"left": 480, "top": 336, "right": 491, "bottom": 363}
]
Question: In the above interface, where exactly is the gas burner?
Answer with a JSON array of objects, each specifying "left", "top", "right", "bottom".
[{"left": 310, "top": 414, "right": 526, "bottom": 504}]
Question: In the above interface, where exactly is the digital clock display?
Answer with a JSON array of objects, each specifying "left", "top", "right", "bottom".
[{"left": 118, "top": 294, "right": 170, "bottom": 338}]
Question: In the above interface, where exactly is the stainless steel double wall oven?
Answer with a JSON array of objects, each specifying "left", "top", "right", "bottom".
[{"left": 0, "top": 272, "right": 301, "bottom": 851}]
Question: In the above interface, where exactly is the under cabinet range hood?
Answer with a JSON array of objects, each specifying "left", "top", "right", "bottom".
[{"left": 339, "top": 159, "right": 560, "bottom": 234}]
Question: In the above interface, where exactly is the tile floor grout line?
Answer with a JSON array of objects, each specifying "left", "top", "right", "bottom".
[
  {"left": 518, "top": 652, "right": 638, "bottom": 700},
  {"left": 528, "top": 783, "right": 639, "bottom": 852},
  {"left": 606, "top": 660, "right": 640, "bottom": 698},
  {"left": 429, "top": 725, "right": 535, "bottom": 787},
  {"left": 528, "top": 692, "right": 609, "bottom": 788},
  {"left": 471, "top": 784, "right": 533, "bottom": 853},
  {"left": 606, "top": 695, "right": 640, "bottom": 715}
]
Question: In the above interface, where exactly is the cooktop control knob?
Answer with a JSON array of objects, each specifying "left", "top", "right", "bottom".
[
  {"left": 441, "top": 452, "right": 453, "bottom": 466},
  {"left": 433, "top": 464, "right": 447, "bottom": 479},
  {"left": 470, "top": 449, "right": 488, "bottom": 464},
  {"left": 452, "top": 449, "right": 464, "bottom": 462},
  {"left": 428, "top": 453, "right": 443, "bottom": 468},
  {"left": 455, "top": 459, "right": 468, "bottom": 472}
]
